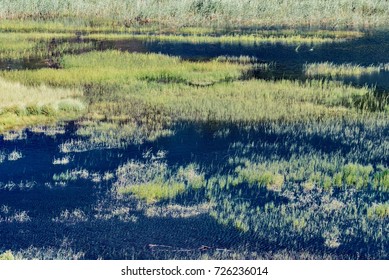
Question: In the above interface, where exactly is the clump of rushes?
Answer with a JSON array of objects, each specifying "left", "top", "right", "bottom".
[
  {"left": 367, "top": 203, "right": 389, "bottom": 219},
  {"left": 304, "top": 62, "right": 381, "bottom": 77},
  {"left": 0, "top": 78, "right": 84, "bottom": 132},
  {"left": 115, "top": 156, "right": 205, "bottom": 203},
  {"left": 234, "top": 164, "right": 284, "bottom": 192},
  {"left": 118, "top": 181, "right": 186, "bottom": 204}
]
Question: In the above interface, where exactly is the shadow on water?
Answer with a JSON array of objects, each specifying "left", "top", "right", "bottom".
[
  {"left": 3, "top": 31, "right": 389, "bottom": 91},
  {"left": 0, "top": 119, "right": 387, "bottom": 259},
  {"left": 107, "top": 31, "right": 389, "bottom": 92}
]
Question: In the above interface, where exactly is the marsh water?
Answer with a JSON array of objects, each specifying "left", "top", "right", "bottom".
[{"left": 0, "top": 32, "right": 388, "bottom": 259}]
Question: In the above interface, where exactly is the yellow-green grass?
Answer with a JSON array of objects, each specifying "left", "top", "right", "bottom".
[
  {"left": 1, "top": 50, "right": 248, "bottom": 87},
  {"left": 1, "top": 51, "right": 384, "bottom": 134},
  {"left": 117, "top": 181, "right": 185, "bottom": 203},
  {"left": 367, "top": 203, "right": 389, "bottom": 219},
  {"left": 0, "top": 78, "right": 84, "bottom": 132},
  {"left": 304, "top": 62, "right": 381, "bottom": 77},
  {"left": 0, "top": 250, "right": 14, "bottom": 260}
]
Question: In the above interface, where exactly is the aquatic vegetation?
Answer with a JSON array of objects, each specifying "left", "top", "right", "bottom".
[
  {"left": 144, "top": 203, "right": 212, "bottom": 218},
  {"left": 7, "top": 150, "right": 23, "bottom": 161},
  {"left": 4, "top": 239, "right": 85, "bottom": 260},
  {"left": 1, "top": 130, "right": 27, "bottom": 141},
  {"left": 52, "top": 169, "right": 96, "bottom": 182},
  {"left": 3, "top": 51, "right": 383, "bottom": 133},
  {"left": 52, "top": 209, "right": 88, "bottom": 224},
  {"left": 304, "top": 62, "right": 381, "bottom": 77},
  {"left": 0, "top": 205, "right": 30, "bottom": 223},
  {"left": 118, "top": 181, "right": 186, "bottom": 204},
  {"left": 85, "top": 32, "right": 345, "bottom": 45},
  {"left": 0, "top": 151, "right": 5, "bottom": 164},
  {"left": 0, "top": 250, "right": 14, "bottom": 260},
  {"left": 52, "top": 156, "right": 72, "bottom": 165},
  {"left": 367, "top": 203, "right": 389, "bottom": 219},
  {"left": 115, "top": 154, "right": 207, "bottom": 203},
  {"left": 1, "top": 50, "right": 246, "bottom": 87}
]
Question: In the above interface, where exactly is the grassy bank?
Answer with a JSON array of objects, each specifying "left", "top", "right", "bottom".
[{"left": 0, "top": 78, "right": 84, "bottom": 132}]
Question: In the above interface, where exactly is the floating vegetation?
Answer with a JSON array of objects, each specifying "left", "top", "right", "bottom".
[
  {"left": 52, "top": 156, "right": 72, "bottom": 165},
  {"left": 0, "top": 205, "right": 31, "bottom": 223},
  {"left": 7, "top": 150, "right": 23, "bottom": 161}
]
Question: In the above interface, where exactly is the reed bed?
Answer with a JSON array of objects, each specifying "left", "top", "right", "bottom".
[
  {"left": 1, "top": 0, "right": 389, "bottom": 29},
  {"left": 85, "top": 33, "right": 344, "bottom": 45}
]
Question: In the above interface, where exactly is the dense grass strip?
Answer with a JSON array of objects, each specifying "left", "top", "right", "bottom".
[{"left": 1, "top": 0, "right": 389, "bottom": 29}]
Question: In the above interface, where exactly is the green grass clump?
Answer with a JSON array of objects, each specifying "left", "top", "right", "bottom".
[
  {"left": 115, "top": 158, "right": 207, "bottom": 203},
  {"left": 234, "top": 164, "right": 284, "bottom": 192},
  {"left": 0, "top": 250, "right": 14, "bottom": 260},
  {"left": 338, "top": 163, "right": 374, "bottom": 189},
  {"left": 304, "top": 62, "right": 381, "bottom": 78},
  {"left": 177, "top": 164, "right": 206, "bottom": 189},
  {"left": 367, "top": 203, "right": 389, "bottom": 219},
  {"left": 373, "top": 167, "right": 389, "bottom": 192},
  {"left": 118, "top": 181, "right": 186, "bottom": 203}
]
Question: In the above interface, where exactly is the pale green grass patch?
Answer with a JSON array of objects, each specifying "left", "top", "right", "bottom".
[
  {"left": 118, "top": 181, "right": 186, "bottom": 204},
  {"left": 0, "top": 78, "right": 84, "bottom": 132},
  {"left": 304, "top": 62, "right": 381, "bottom": 77}
]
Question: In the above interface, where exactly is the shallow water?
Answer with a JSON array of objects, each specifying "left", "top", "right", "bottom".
[{"left": 0, "top": 33, "right": 388, "bottom": 260}]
